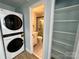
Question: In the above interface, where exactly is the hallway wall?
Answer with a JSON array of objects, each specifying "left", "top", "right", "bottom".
[
  {"left": 0, "top": 2, "right": 15, "bottom": 11},
  {"left": 19, "top": 0, "right": 40, "bottom": 52},
  {"left": 15, "top": 0, "right": 54, "bottom": 59}
]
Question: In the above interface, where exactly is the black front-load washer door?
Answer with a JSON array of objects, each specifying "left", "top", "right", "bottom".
[
  {"left": 7, "top": 38, "right": 23, "bottom": 52},
  {"left": 4, "top": 14, "right": 22, "bottom": 30}
]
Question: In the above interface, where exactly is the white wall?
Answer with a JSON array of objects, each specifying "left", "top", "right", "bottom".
[
  {"left": 0, "top": 2, "right": 15, "bottom": 11},
  {"left": 19, "top": 0, "right": 55, "bottom": 59},
  {"left": 43, "top": 0, "right": 55, "bottom": 59},
  {"left": 0, "top": 2, "right": 15, "bottom": 59},
  {"left": 20, "top": 0, "right": 40, "bottom": 52}
]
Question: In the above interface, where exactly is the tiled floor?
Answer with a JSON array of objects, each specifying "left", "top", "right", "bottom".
[
  {"left": 13, "top": 51, "right": 38, "bottom": 59},
  {"left": 33, "top": 40, "right": 43, "bottom": 59}
]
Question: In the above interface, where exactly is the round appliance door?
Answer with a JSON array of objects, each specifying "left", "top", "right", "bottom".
[
  {"left": 7, "top": 38, "right": 23, "bottom": 52},
  {"left": 4, "top": 14, "right": 22, "bottom": 30}
]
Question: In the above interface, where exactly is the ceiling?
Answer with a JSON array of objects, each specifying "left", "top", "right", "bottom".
[
  {"left": 0, "top": 0, "right": 79, "bottom": 8},
  {"left": 0, "top": 0, "right": 29, "bottom": 8},
  {"left": 32, "top": 4, "right": 44, "bottom": 16}
]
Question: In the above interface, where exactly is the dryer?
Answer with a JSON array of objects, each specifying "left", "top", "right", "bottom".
[
  {"left": 3, "top": 34, "right": 24, "bottom": 59},
  {"left": 0, "top": 8, "right": 23, "bottom": 35}
]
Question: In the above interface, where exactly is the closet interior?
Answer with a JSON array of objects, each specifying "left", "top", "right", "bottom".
[{"left": 51, "top": 0, "right": 79, "bottom": 59}]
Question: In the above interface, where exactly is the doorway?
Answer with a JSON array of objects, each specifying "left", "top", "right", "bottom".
[{"left": 30, "top": 2, "right": 45, "bottom": 59}]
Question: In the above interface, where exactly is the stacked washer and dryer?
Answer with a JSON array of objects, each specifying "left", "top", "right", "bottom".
[{"left": 0, "top": 8, "right": 24, "bottom": 59}]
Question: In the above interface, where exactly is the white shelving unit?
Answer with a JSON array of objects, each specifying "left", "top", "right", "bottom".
[
  {"left": 54, "top": 20, "right": 79, "bottom": 22},
  {"left": 51, "top": 48, "right": 72, "bottom": 59},
  {"left": 51, "top": 4, "right": 79, "bottom": 59},
  {"left": 52, "top": 48, "right": 72, "bottom": 56},
  {"left": 54, "top": 31, "right": 75, "bottom": 35},
  {"left": 55, "top": 4, "right": 79, "bottom": 13},
  {"left": 54, "top": 40, "right": 73, "bottom": 47}
]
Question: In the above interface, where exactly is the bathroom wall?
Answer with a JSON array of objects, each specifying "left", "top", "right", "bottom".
[{"left": 0, "top": 2, "right": 16, "bottom": 59}]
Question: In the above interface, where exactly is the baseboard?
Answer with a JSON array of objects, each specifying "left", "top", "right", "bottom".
[
  {"left": 33, "top": 52, "right": 41, "bottom": 59},
  {"left": 25, "top": 48, "right": 32, "bottom": 54}
]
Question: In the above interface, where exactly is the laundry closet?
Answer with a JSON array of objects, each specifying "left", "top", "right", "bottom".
[
  {"left": 1, "top": 0, "right": 79, "bottom": 59},
  {"left": 0, "top": 3, "right": 17, "bottom": 59},
  {"left": 0, "top": 1, "right": 25, "bottom": 59},
  {"left": 0, "top": 0, "right": 45, "bottom": 59},
  {"left": 0, "top": 0, "right": 53, "bottom": 59},
  {"left": 0, "top": 8, "right": 24, "bottom": 59}
]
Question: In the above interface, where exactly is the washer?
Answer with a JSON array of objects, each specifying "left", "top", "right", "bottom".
[
  {"left": 0, "top": 8, "right": 23, "bottom": 35},
  {"left": 3, "top": 34, "right": 24, "bottom": 59}
]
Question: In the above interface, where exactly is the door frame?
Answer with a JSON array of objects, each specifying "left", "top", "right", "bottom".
[
  {"left": 29, "top": 0, "right": 55, "bottom": 59},
  {"left": 29, "top": 0, "right": 44, "bottom": 58},
  {"left": 72, "top": 24, "right": 79, "bottom": 59},
  {"left": 29, "top": 0, "right": 44, "bottom": 54}
]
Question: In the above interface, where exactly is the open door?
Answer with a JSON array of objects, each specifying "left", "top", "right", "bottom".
[
  {"left": 30, "top": 2, "right": 45, "bottom": 59},
  {"left": 29, "top": 0, "right": 55, "bottom": 59}
]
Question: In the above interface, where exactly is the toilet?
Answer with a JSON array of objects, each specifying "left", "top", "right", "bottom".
[{"left": 37, "top": 36, "right": 43, "bottom": 44}]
